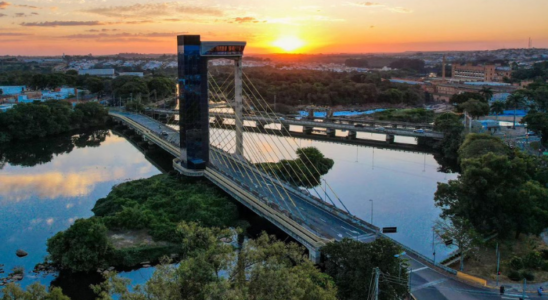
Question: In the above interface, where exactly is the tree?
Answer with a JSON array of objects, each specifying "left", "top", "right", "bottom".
[
  {"left": 479, "top": 86, "right": 494, "bottom": 102},
  {"left": 47, "top": 217, "right": 114, "bottom": 272},
  {"left": 458, "top": 133, "right": 509, "bottom": 161},
  {"left": 91, "top": 224, "right": 337, "bottom": 300},
  {"left": 434, "top": 217, "right": 480, "bottom": 271},
  {"left": 0, "top": 282, "right": 70, "bottom": 300},
  {"left": 85, "top": 77, "right": 105, "bottom": 94},
  {"left": 321, "top": 238, "right": 408, "bottom": 300},
  {"left": 522, "top": 112, "right": 548, "bottom": 144},
  {"left": 147, "top": 76, "right": 175, "bottom": 100},
  {"left": 435, "top": 152, "right": 548, "bottom": 238},
  {"left": 433, "top": 113, "right": 464, "bottom": 166},
  {"left": 506, "top": 91, "right": 527, "bottom": 129},
  {"left": 490, "top": 101, "right": 505, "bottom": 120},
  {"left": 459, "top": 99, "right": 490, "bottom": 119},
  {"left": 450, "top": 92, "right": 484, "bottom": 106},
  {"left": 0, "top": 88, "right": 3, "bottom": 96}
]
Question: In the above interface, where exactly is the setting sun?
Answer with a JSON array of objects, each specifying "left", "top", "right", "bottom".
[{"left": 273, "top": 36, "right": 305, "bottom": 53}]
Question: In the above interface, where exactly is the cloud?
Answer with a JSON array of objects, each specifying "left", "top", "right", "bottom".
[
  {"left": 232, "top": 17, "right": 259, "bottom": 24},
  {"left": 15, "top": 4, "right": 38, "bottom": 9},
  {"left": 0, "top": 32, "right": 31, "bottom": 36},
  {"left": 62, "top": 31, "right": 184, "bottom": 39},
  {"left": 31, "top": 12, "right": 38, "bottom": 15},
  {"left": 14, "top": 12, "right": 26, "bottom": 17},
  {"left": 387, "top": 7, "right": 412, "bottom": 13},
  {"left": 0, "top": 1, "right": 9, "bottom": 9},
  {"left": 349, "top": 2, "right": 413, "bottom": 13},
  {"left": 82, "top": 2, "right": 222, "bottom": 19},
  {"left": 0, "top": 13, "right": 6, "bottom": 17},
  {"left": 21, "top": 20, "right": 105, "bottom": 26},
  {"left": 353, "top": 2, "right": 383, "bottom": 7},
  {"left": 19, "top": 20, "right": 151, "bottom": 27}
]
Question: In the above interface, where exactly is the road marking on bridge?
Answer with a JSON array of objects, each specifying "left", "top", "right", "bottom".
[
  {"left": 410, "top": 266, "right": 429, "bottom": 273},
  {"left": 411, "top": 278, "right": 448, "bottom": 292},
  {"left": 502, "top": 294, "right": 529, "bottom": 299}
]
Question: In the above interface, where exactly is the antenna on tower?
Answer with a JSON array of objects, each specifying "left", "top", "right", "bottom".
[
  {"left": 528, "top": 37, "right": 532, "bottom": 49},
  {"left": 442, "top": 55, "right": 446, "bottom": 81}
]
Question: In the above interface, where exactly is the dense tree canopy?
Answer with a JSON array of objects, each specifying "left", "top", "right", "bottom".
[
  {"left": 47, "top": 218, "right": 114, "bottom": 273},
  {"left": 0, "top": 282, "right": 70, "bottom": 300},
  {"left": 458, "top": 133, "right": 509, "bottom": 161},
  {"left": 212, "top": 67, "right": 425, "bottom": 107},
  {"left": 433, "top": 113, "right": 464, "bottom": 165},
  {"left": 450, "top": 92, "right": 484, "bottom": 106},
  {"left": 257, "top": 147, "right": 334, "bottom": 188},
  {"left": 459, "top": 99, "right": 490, "bottom": 119},
  {"left": 92, "top": 224, "right": 337, "bottom": 300},
  {"left": 522, "top": 111, "right": 548, "bottom": 143},
  {"left": 435, "top": 152, "right": 548, "bottom": 238},
  {"left": 322, "top": 238, "right": 408, "bottom": 300},
  {"left": 0, "top": 101, "right": 108, "bottom": 143}
]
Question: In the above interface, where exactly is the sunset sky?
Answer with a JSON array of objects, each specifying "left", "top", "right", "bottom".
[{"left": 0, "top": 0, "right": 547, "bottom": 56}]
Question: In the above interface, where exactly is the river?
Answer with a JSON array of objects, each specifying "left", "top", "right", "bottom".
[{"left": 0, "top": 124, "right": 457, "bottom": 297}]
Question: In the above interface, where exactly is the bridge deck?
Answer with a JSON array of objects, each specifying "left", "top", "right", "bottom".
[
  {"left": 109, "top": 111, "right": 379, "bottom": 249},
  {"left": 147, "top": 109, "right": 443, "bottom": 139}
]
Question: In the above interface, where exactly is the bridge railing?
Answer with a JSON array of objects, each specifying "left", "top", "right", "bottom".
[{"left": 378, "top": 232, "right": 458, "bottom": 275}]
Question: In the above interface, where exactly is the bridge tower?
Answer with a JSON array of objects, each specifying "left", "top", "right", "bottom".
[{"left": 176, "top": 35, "right": 246, "bottom": 176}]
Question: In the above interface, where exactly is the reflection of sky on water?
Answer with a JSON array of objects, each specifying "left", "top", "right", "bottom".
[{"left": 0, "top": 131, "right": 161, "bottom": 290}]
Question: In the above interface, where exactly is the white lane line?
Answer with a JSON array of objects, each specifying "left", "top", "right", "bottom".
[
  {"left": 409, "top": 266, "right": 429, "bottom": 273},
  {"left": 411, "top": 278, "right": 448, "bottom": 292}
]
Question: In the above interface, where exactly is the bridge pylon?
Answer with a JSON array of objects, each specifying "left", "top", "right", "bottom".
[{"left": 176, "top": 35, "right": 246, "bottom": 176}]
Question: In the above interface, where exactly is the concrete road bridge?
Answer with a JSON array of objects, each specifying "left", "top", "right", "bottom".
[
  {"left": 108, "top": 35, "right": 502, "bottom": 300},
  {"left": 147, "top": 108, "right": 444, "bottom": 142}
]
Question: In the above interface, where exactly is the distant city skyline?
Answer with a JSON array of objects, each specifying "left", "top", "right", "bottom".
[{"left": 0, "top": 0, "right": 547, "bottom": 55}]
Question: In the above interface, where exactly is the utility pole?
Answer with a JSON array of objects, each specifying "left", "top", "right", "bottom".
[
  {"left": 496, "top": 243, "right": 500, "bottom": 286},
  {"left": 374, "top": 268, "right": 380, "bottom": 300},
  {"left": 432, "top": 228, "right": 436, "bottom": 264},
  {"left": 522, "top": 279, "right": 526, "bottom": 299}
]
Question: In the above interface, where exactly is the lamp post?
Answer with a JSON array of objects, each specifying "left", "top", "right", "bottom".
[{"left": 369, "top": 199, "right": 374, "bottom": 225}]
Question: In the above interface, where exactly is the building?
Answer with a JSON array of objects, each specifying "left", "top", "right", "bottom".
[
  {"left": 451, "top": 64, "right": 512, "bottom": 82},
  {"left": 78, "top": 69, "right": 115, "bottom": 78},
  {"left": 0, "top": 86, "right": 26, "bottom": 95},
  {"left": 118, "top": 72, "right": 144, "bottom": 77},
  {"left": 427, "top": 81, "right": 518, "bottom": 102}
]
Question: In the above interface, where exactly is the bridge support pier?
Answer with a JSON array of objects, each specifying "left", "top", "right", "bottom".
[
  {"left": 213, "top": 116, "right": 224, "bottom": 126},
  {"left": 303, "top": 126, "right": 313, "bottom": 135},
  {"left": 347, "top": 130, "right": 357, "bottom": 140},
  {"left": 326, "top": 128, "right": 336, "bottom": 137},
  {"left": 386, "top": 134, "right": 395, "bottom": 144},
  {"left": 307, "top": 246, "right": 321, "bottom": 264}
]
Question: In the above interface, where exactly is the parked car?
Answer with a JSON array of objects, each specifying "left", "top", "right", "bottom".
[
  {"left": 161, "top": 131, "right": 168, "bottom": 136},
  {"left": 376, "top": 127, "right": 386, "bottom": 131},
  {"left": 413, "top": 129, "right": 425, "bottom": 133},
  {"left": 354, "top": 124, "right": 364, "bottom": 128},
  {"left": 527, "top": 131, "right": 536, "bottom": 136}
]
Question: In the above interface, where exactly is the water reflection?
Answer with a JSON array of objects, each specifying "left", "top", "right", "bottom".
[{"left": 0, "top": 128, "right": 163, "bottom": 291}]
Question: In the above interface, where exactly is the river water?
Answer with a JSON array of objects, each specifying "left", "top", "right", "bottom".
[{"left": 0, "top": 124, "right": 458, "bottom": 296}]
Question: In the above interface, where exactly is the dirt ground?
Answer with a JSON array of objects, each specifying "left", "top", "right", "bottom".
[
  {"left": 108, "top": 229, "right": 168, "bottom": 250},
  {"left": 454, "top": 234, "right": 548, "bottom": 283}
]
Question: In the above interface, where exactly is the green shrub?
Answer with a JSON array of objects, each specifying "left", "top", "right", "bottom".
[
  {"left": 541, "top": 261, "right": 548, "bottom": 272},
  {"left": 524, "top": 252, "right": 543, "bottom": 270},
  {"left": 521, "top": 271, "right": 535, "bottom": 281},
  {"left": 509, "top": 256, "right": 524, "bottom": 270},
  {"left": 540, "top": 249, "right": 548, "bottom": 260},
  {"left": 508, "top": 270, "right": 522, "bottom": 281}
]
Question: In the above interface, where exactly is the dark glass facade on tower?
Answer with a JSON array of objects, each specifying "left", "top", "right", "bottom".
[{"left": 177, "top": 35, "right": 209, "bottom": 170}]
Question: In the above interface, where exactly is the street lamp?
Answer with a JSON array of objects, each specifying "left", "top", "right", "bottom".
[{"left": 369, "top": 199, "right": 374, "bottom": 225}]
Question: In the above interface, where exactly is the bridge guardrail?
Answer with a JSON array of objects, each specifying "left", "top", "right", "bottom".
[{"left": 378, "top": 232, "right": 458, "bottom": 275}]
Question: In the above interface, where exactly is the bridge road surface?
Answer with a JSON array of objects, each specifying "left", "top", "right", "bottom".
[
  {"left": 112, "top": 111, "right": 377, "bottom": 243},
  {"left": 113, "top": 111, "right": 534, "bottom": 300}
]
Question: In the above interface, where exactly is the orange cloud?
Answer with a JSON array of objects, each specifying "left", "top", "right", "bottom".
[
  {"left": 82, "top": 2, "right": 222, "bottom": 19},
  {"left": 0, "top": 1, "right": 9, "bottom": 9}
]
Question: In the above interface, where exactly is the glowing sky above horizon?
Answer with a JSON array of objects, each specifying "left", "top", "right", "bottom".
[{"left": 0, "top": 0, "right": 547, "bottom": 56}]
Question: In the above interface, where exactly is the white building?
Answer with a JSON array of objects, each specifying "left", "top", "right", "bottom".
[{"left": 78, "top": 69, "right": 115, "bottom": 78}]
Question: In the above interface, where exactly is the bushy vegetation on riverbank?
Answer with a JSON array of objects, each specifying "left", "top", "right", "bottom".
[
  {"left": 0, "top": 101, "right": 108, "bottom": 143},
  {"left": 372, "top": 108, "right": 434, "bottom": 123},
  {"left": 256, "top": 147, "right": 334, "bottom": 188},
  {"left": 435, "top": 134, "right": 548, "bottom": 240},
  {"left": 46, "top": 174, "right": 241, "bottom": 272}
]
